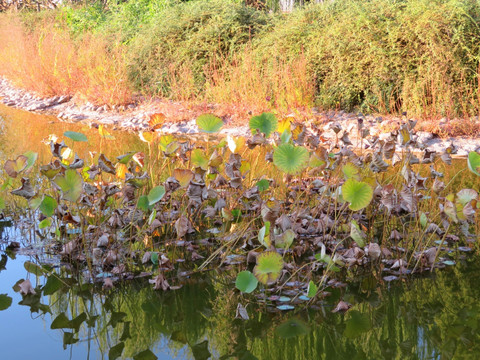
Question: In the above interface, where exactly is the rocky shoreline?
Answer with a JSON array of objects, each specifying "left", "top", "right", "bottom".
[{"left": 1, "top": 77, "right": 480, "bottom": 156}]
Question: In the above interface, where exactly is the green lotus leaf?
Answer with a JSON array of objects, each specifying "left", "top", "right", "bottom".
[
  {"left": 280, "top": 130, "right": 292, "bottom": 144},
  {"left": 39, "top": 217, "right": 52, "bottom": 229},
  {"left": 117, "top": 152, "right": 136, "bottom": 165},
  {"left": 23, "top": 151, "right": 38, "bottom": 170},
  {"left": 468, "top": 151, "right": 480, "bottom": 176},
  {"left": 191, "top": 149, "right": 208, "bottom": 170},
  {"left": 419, "top": 212, "right": 428, "bottom": 229},
  {"left": 0, "top": 294, "right": 12, "bottom": 311},
  {"left": 39, "top": 195, "right": 57, "bottom": 217},
  {"left": 258, "top": 221, "right": 271, "bottom": 248},
  {"left": 133, "top": 349, "right": 157, "bottom": 360},
  {"left": 342, "top": 178, "right": 373, "bottom": 211},
  {"left": 253, "top": 251, "right": 284, "bottom": 285},
  {"left": 249, "top": 112, "right": 278, "bottom": 137},
  {"left": 64, "top": 131, "right": 87, "bottom": 142},
  {"left": 256, "top": 179, "right": 270, "bottom": 191},
  {"left": 40, "top": 164, "right": 61, "bottom": 179},
  {"left": 109, "top": 342, "right": 125, "bottom": 360},
  {"left": 158, "top": 135, "right": 175, "bottom": 151},
  {"left": 235, "top": 270, "right": 258, "bottom": 293},
  {"left": 54, "top": 169, "right": 83, "bottom": 202},
  {"left": 63, "top": 332, "right": 79, "bottom": 346},
  {"left": 24, "top": 261, "right": 45, "bottom": 276},
  {"left": 43, "top": 275, "right": 62, "bottom": 296},
  {"left": 307, "top": 280, "right": 318, "bottom": 298},
  {"left": 137, "top": 195, "right": 152, "bottom": 212},
  {"left": 196, "top": 114, "right": 223, "bottom": 133},
  {"left": 342, "top": 163, "right": 359, "bottom": 180},
  {"left": 29, "top": 197, "right": 42, "bottom": 210},
  {"left": 51, "top": 313, "right": 71, "bottom": 329},
  {"left": 273, "top": 143, "right": 309, "bottom": 174},
  {"left": 275, "top": 229, "right": 295, "bottom": 249},
  {"left": 147, "top": 186, "right": 165, "bottom": 206}
]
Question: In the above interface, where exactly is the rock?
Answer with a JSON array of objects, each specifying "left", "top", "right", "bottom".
[
  {"left": 416, "top": 131, "right": 434, "bottom": 143},
  {"left": 1, "top": 75, "right": 480, "bottom": 156},
  {"left": 379, "top": 133, "right": 392, "bottom": 141}
]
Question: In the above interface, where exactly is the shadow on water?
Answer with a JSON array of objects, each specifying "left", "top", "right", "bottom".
[{"left": 0, "top": 104, "right": 480, "bottom": 359}]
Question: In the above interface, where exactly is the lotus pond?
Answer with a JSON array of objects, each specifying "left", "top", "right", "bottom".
[{"left": 0, "top": 104, "right": 480, "bottom": 359}]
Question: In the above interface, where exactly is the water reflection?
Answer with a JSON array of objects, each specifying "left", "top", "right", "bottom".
[
  {"left": 1, "top": 104, "right": 480, "bottom": 359},
  {"left": 2, "top": 232, "right": 480, "bottom": 360},
  {"left": 0, "top": 103, "right": 147, "bottom": 166}
]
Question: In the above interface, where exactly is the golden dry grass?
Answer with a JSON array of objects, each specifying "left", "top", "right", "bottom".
[
  {"left": 203, "top": 49, "right": 315, "bottom": 114},
  {"left": 0, "top": 15, "right": 131, "bottom": 105}
]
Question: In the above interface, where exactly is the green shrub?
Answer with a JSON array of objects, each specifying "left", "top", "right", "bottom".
[
  {"left": 253, "top": 0, "right": 480, "bottom": 116},
  {"left": 6, "top": 0, "right": 480, "bottom": 118},
  {"left": 126, "top": 0, "right": 271, "bottom": 96},
  {"left": 60, "top": 2, "right": 108, "bottom": 34}
]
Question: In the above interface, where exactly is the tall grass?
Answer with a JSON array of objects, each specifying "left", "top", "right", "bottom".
[
  {"left": 204, "top": 49, "right": 315, "bottom": 112},
  {"left": 0, "top": 15, "right": 131, "bottom": 105},
  {"left": 2, "top": 0, "right": 480, "bottom": 121},
  {"left": 254, "top": 0, "right": 480, "bottom": 118},
  {"left": 126, "top": 0, "right": 271, "bottom": 96}
]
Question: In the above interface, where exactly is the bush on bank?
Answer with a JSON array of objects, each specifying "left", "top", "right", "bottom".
[{"left": 2, "top": 0, "right": 480, "bottom": 119}]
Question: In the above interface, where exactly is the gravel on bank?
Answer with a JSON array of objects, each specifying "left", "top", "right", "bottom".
[{"left": 1, "top": 77, "right": 480, "bottom": 157}]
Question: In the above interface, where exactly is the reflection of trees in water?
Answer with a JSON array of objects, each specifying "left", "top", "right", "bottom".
[
  {"left": 208, "top": 265, "right": 480, "bottom": 360},
  {"left": 10, "top": 257, "right": 480, "bottom": 359},
  {"left": 46, "top": 271, "right": 215, "bottom": 358},
  {"left": 268, "top": 267, "right": 478, "bottom": 359}
]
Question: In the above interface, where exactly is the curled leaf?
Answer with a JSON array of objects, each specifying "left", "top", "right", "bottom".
[
  {"left": 98, "top": 154, "right": 116, "bottom": 174},
  {"left": 11, "top": 178, "right": 36, "bottom": 199},
  {"left": 4, "top": 155, "right": 28, "bottom": 178}
]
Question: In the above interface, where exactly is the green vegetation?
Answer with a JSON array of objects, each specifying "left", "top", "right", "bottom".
[
  {"left": 0, "top": 107, "right": 479, "bottom": 358},
  {"left": 3, "top": 0, "right": 480, "bottom": 118},
  {"left": 0, "top": 111, "right": 479, "bottom": 305}
]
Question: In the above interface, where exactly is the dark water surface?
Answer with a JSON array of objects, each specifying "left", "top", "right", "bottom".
[{"left": 1, "top": 104, "right": 480, "bottom": 359}]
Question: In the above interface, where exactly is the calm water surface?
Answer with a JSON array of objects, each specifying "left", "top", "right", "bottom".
[{"left": 0, "top": 104, "right": 480, "bottom": 359}]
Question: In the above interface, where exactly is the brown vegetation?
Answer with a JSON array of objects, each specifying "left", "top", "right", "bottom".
[{"left": 0, "top": 15, "right": 131, "bottom": 105}]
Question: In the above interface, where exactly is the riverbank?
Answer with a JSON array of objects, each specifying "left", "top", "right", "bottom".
[
  {"left": 3, "top": 0, "right": 480, "bottom": 123},
  {"left": 2, "top": 76, "right": 480, "bottom": 156}
]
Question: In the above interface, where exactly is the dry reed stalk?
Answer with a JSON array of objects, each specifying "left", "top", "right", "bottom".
[
  {"left": 203, "top": 47, "right": 315, "bottom": 113},
  {"left": 0, "top": 15, "right": 131, "bottom": 105}
]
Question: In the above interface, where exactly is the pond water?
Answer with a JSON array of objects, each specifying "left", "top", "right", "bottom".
[{"left": 0, "top": 104, "right": 480, "bottom": 359}]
